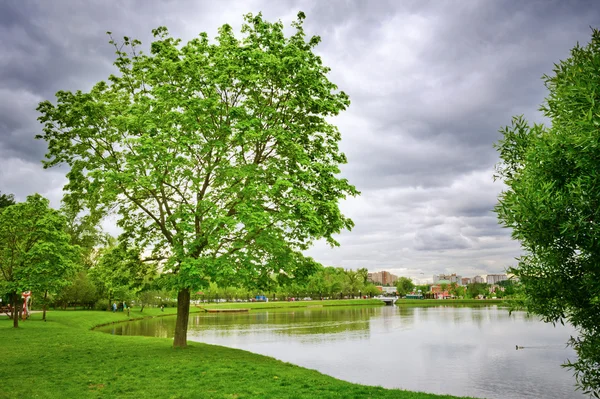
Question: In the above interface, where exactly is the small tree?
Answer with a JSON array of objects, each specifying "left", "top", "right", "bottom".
[
  {"left": 37, "top": 13, "right": 357, "bottom": 347},
  {"left": 363, "top": 283, "right": 381, "bottom": 298},
  {"left": 395, "top": 277, "right": 414, "bottom": 297},
  {"left": 495, "top": 29, "right": 600, "bottom": 396},
  {"left": 0, "top": 194, "right": 78, "bottom": 327},
  {"left": 58, "top": 270, "right": 98, "bottom": 309},
  {"left": 343, "top": 269, "right": 363, "bottom": 298},
  {"left": 466, "top": 283, "right": 488, "bottom": 299}
]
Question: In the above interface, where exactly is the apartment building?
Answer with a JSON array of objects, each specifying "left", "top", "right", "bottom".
[
  {"left": 473, "top": 275, "right": 484, "bottom": 284},
  {"left": 433, "top": 273, "right": 463, "bottom": 285},
  {"left": 486, "top": 274, "right": 508, "bottom": 285},
  {"left": 368, "top": 271, "right": 398, "bottom": 286}
]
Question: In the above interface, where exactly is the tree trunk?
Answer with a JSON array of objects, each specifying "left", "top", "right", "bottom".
[
  {"left": 12, "top": 292, "right": 19, "bottom": 328},
  {"left": 42, "top": 290, "right": 48, "bottom": 321},
  {"left": 173, "top": 288, "right": 190, "bottom": 348}
]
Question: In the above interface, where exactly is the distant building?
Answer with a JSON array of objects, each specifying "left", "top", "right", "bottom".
[
  {"left": 433, "top": 273, "right": 463, "bottom": 285},
  {"left": 430, "top": 284, "right": 451, "bottom": 299},
  {"left": 378, "top": 286, "right": 398, "bottom": 295},
  {"left": 367, "top": 272, "right": 380, "bottom": 284},
  {"left": 382, "top": 271, "right": 398, "bottom": 285},
  {"left": 486, "top": 274, "right": 508, "bottom": 285},
  {"left": 488, "top": 285, "right": 505, "bottom": 293},
  {"left": 368, "top": 271, "right": 398, "bottom": 286},
  {"left": 461, "top": 277, "right": 472, "bottom": 285},
  {"left": 473, "top": 275, "right": 484, "bottom": 284}
]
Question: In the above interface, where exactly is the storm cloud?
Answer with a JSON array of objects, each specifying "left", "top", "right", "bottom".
[{"left": 1, "top": 0, "right": 599, "bottom": 282}]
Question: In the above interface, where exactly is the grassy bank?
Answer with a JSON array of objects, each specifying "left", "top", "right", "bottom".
[{"left": 0, "top": 309, "right": 476, "bottom": 399}]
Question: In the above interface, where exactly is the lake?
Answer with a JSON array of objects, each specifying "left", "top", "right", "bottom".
[{"left": 97, "top": 305, "right": 585, "bottom": 399}]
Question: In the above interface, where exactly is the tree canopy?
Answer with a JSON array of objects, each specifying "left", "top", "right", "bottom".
[
  {"left": 0, "top": 194, "right": 79, "bottom": 327},
  {"left": 495, "top": 28, "right": 600, "bottom": 396},
  {"left": 395, "top": 277, "right": 414, "bottom": 297},
  {"left": 37, "top": 12, "right": 357, "bottom": 347},
  {"left": 0, "top": 191, "right": 15, "bottom": 210},
  {"left": 90, "top": 238, "right": 156, "bottom": 309}
]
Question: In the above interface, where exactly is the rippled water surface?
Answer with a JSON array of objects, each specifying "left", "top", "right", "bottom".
[{"left": 97, "top": 305, "right": 585, "bottom": 399}]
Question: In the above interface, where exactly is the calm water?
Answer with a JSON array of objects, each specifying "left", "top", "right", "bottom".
[{"left": 97, "top": 305, "right": 585, "bottom": 399}]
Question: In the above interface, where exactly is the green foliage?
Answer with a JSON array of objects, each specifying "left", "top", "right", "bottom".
[
  {"left": 190, "top": 267, "right": 384, "bottom": 302},
  {"left": 495, "top": 28, "right": 600, "bottom": 396},
  {"left": 363, "top": 283, "right": 382, "bottom": 297},
  {"left": 61, "top": 205, "right": 103, "bottom": 269},
  {"left": 465, "top": 283, "right": 488, "bottom": 299},
  {"left": 415, "top": 284, "right": 431, "bottom": 293},
  {"left": 395, "top": 277, "right": 415, "bottom": 296},
  {"left": 0, "top": 191, "right": 15, "bottom": 210},
  {"left": 497, "top": 279, "right": 517, "bottom": 296},
  {"left": 37, "top": 13, "right": 357, "bottom": 345},
  {"left": 452, "top": 285, "right": 466, "bottom": 298},
  {"left": 0, "top": 194, "right": 79, "bottom": 324},
  {"left": 89, "top": 238, "right": 156, "bottom": 308},
  {"left": 57, "top": 270, "right": 98, "bottom": 309},
  {"left": 37, "top": 13, "right": 356, "bottom": 290}
]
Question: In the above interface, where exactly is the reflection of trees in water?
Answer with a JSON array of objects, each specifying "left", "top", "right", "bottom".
[
  {"left": 394, "top": 305, "right": 518, "bottom": 329},
  {"left": 396, "top": 306, "right": 416, "bottom": 329},
  {"left": 98, "top": 306, "right": 530, "bottom": 341},
  {"left": 100, "top": 307, "right": 381, "bottom": 340},
  {"left": 187, "top": 307, "right": 376, "bottom": 339},
  {"left": 101, "top": 316, "right": 177, "bottom": 338}
]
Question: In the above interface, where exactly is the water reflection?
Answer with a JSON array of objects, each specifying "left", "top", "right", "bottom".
[{"left": 97, "top": 305, "right": 584, "bottom": 399}]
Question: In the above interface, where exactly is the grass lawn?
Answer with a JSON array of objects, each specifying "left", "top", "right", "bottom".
[{"left": 0, "top": 308, "right": 477, "bottom": 399}]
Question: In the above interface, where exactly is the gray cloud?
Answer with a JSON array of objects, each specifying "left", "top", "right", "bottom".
[{"left": 1, "top": 0, "right": 599, "bottom": 282}]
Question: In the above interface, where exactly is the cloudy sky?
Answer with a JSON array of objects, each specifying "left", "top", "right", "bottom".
[{"left": 2, "top": 0, "right": 599, "bottom": 283}]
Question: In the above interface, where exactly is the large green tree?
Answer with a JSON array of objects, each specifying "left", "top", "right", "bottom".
[
  {"left": 37, "top": 13, "right": 357, "bottom": 347},
  {"left": 495, "top": 29, "right": 600, "bottom": 396},
  {"left": 0, "top": 194, "right": 78, "bottom": 327}
]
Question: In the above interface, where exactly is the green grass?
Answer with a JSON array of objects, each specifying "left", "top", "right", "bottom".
[{"left": 0, "top": 309, "right": 477, "bottom": 399}]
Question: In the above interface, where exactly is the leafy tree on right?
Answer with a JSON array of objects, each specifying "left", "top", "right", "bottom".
[{"left": 495, "top": 29, "right": 600, "bottom": 397}]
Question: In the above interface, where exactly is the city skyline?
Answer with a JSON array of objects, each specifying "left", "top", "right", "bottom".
[{"left": 366, "top": 269, "right": 509, "bottom": 285}]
